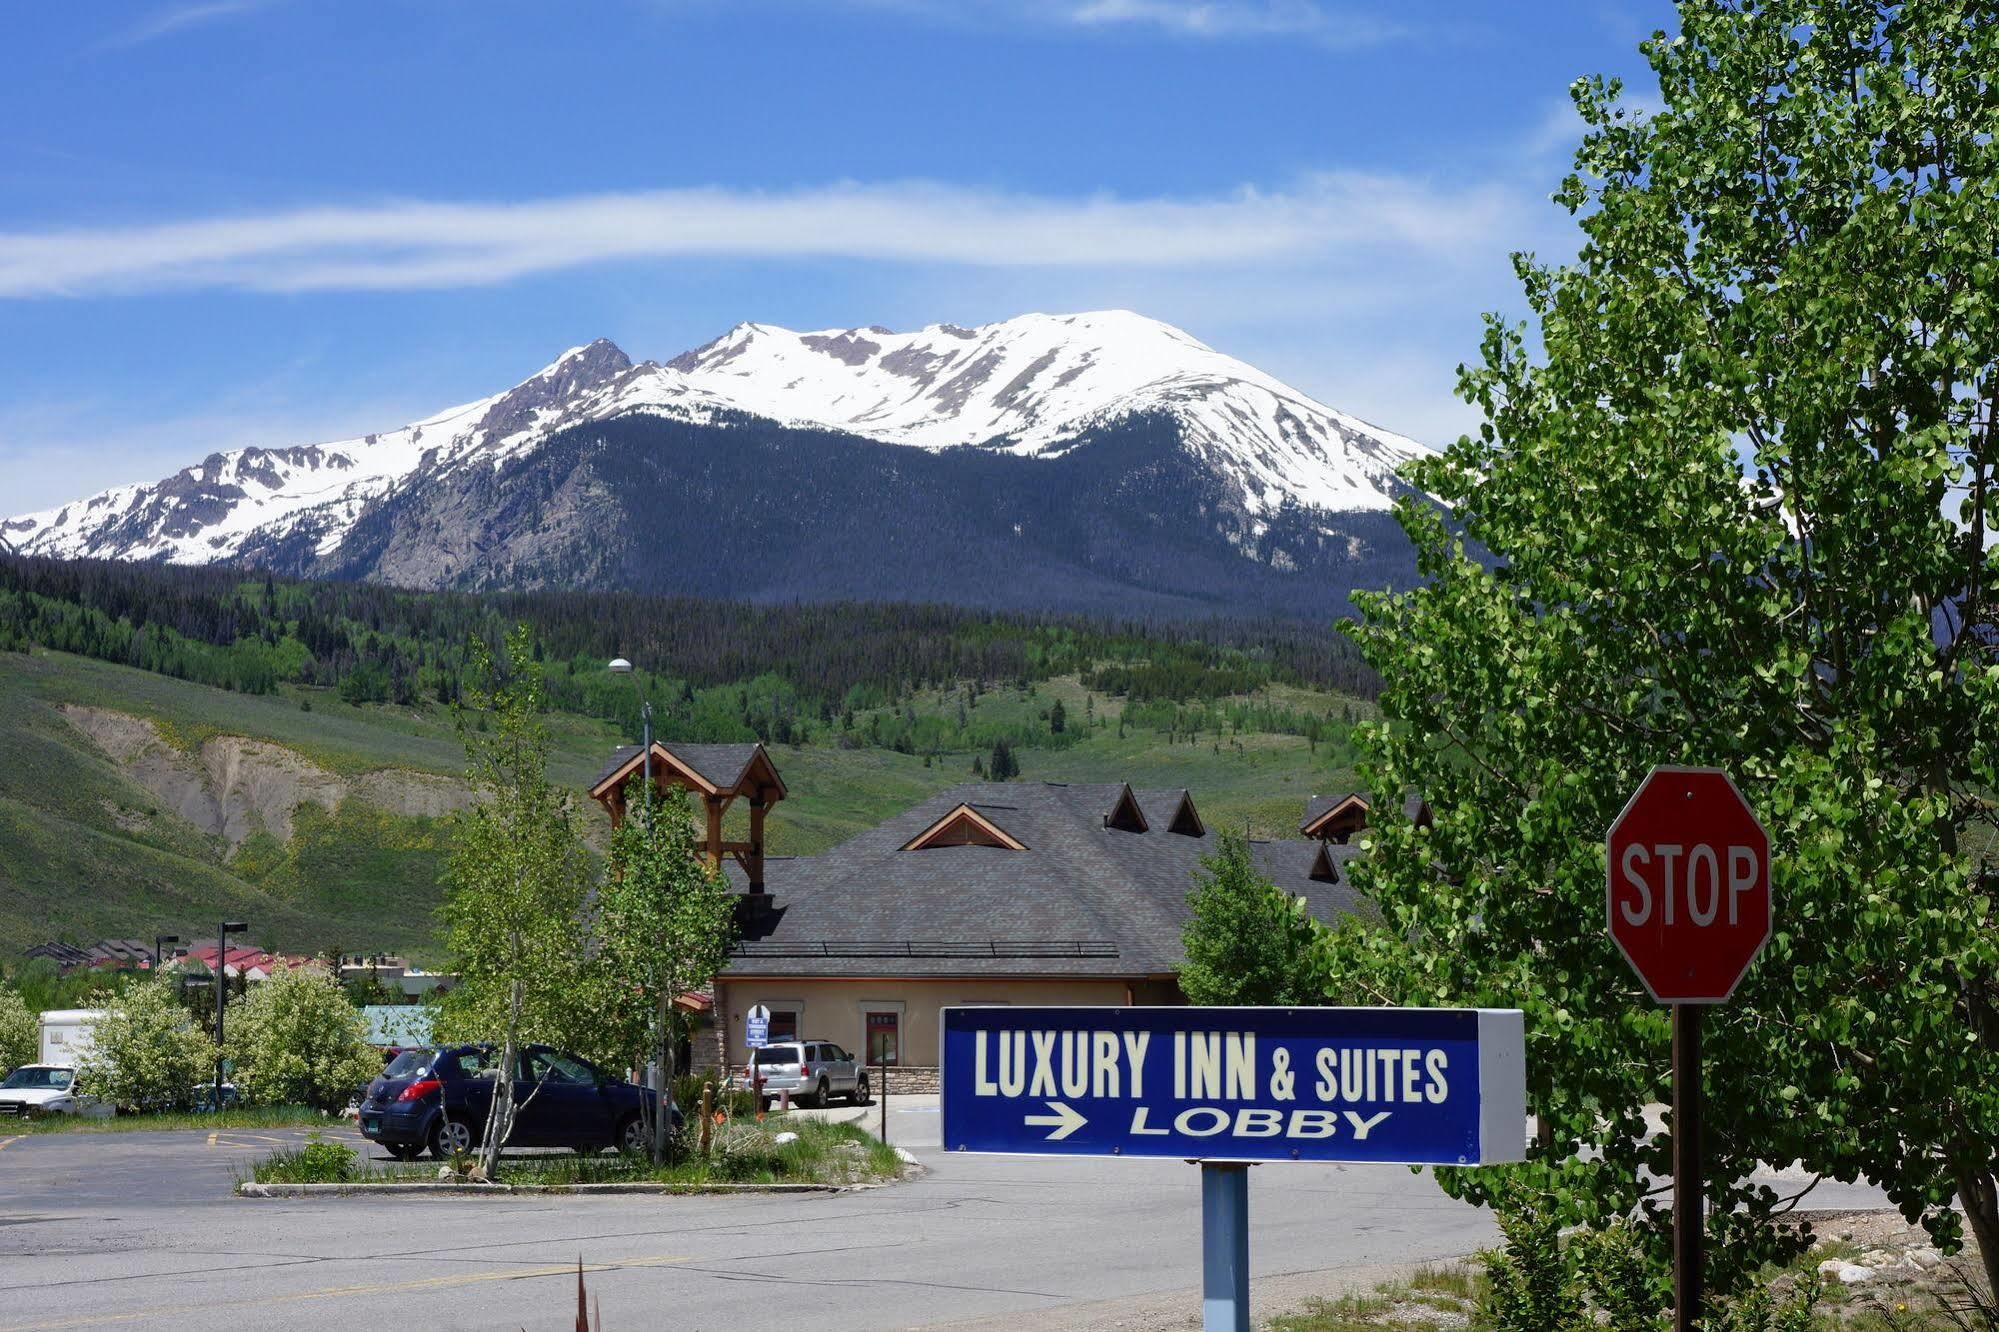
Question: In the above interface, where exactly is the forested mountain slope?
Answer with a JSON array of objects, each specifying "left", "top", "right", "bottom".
[{"left": 0, "top": 560, "right": 1376, "bottom": 958}]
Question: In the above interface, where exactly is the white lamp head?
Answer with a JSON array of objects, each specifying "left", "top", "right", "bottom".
[{"left": 608, "top": 658, "right": 633, "bottom": 674}]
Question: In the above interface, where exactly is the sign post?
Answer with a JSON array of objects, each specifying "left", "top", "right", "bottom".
[
  {"left": 941, "top": 1005, "right": 1527, "bottom": 1331},
  {"left": 1607, "top": 766, "right": 1771, "bottom": 1332},
  {"left": 1201, "top": 1162, "right": 1251, "bottom": 1331}
]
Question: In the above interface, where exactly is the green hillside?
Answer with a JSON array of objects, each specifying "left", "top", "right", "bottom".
[{"left": 0, "top": 643, "right": 1370, "bottom": 962}]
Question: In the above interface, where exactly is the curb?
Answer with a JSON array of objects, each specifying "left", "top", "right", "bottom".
[{"left": 237, "top": 1180, "right": 852, "bottom": 1198}]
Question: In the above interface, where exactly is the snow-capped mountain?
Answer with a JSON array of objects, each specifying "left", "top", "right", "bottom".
[
  {"left": 3, "top": 312, "right": 1431, "bottom": 616},
  {"left": 655, "top": 311, "right": 1425, "bottom": 515}
]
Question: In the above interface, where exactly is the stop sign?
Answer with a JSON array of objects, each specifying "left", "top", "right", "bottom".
[{"left": 1606, "top": 766, "right": 1771, "bottom": 1003}]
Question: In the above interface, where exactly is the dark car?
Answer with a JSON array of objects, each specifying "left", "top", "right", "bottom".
[{"left": 355, "top": 1043, "right": 680, "bottom": 1160}]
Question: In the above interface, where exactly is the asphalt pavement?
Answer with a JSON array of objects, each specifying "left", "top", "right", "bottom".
[{"left": 0, "top": 1098, "right": 1890, "bottom": 1331}]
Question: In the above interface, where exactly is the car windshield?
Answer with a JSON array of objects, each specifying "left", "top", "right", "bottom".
[
  {"left": 1, "top": 1067, "right": 72, "bottom": 1090},
  {"left": 752, "top": 1045, "right": 803, "bottom": 1065},
  {"left": 381, "top": 1049, "right": 434, "bottom": 1079}
]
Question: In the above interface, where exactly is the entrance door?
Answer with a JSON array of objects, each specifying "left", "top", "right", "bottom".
[{"left": 865, "top": 1011, "right": 899, "bottom": 1066}]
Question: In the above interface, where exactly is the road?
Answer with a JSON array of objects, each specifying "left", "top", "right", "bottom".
[{"left": 0, "top": 1100, "right": 1889, "bottom": 1331}]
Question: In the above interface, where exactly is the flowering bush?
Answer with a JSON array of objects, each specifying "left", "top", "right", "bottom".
[
  {"left": 74, "top": 979, "right": 217, "bottom": 1112},
  {"left": 0, "top": 988, "right": 35, "bottom": 1076},
  {"left": 226, "top": 964, "right": 380, "bottom": 1113}
]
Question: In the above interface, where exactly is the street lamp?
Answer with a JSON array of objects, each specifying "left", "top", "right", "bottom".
[
  {"left": 214, "top": 920, "right": 248, "bottom": 1112},
  {"left": 608, "top": 656, "right": 665, "bottom": 1160},
  {"left": 153, "top": 934, "right": 179, "bottom": 973}
]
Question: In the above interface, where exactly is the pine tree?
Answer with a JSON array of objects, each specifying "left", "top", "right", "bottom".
[{"left": 988, "top": 739, "right": 1019, "bottom": 782}]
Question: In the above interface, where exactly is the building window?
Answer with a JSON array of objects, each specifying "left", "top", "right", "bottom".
[
  {"left": 865, "top": 1011, "right": 900, "bottom": 1066},
  {"left": 768, "top": 1010, "right": 799, "bottom": 1042}
]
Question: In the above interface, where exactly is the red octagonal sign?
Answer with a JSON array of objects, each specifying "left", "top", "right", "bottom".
[{"left": 1607, "top": 766, "right": 1772, "bottom": 1004}]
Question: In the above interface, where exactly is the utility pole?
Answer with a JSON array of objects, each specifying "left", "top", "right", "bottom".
[{"left": 153, "top": 934, "right": 179, "bottom": 974}]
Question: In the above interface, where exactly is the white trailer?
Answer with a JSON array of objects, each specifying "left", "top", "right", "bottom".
[{"left": 38, "top": 1009, "right": 105, "bottom": 1068}]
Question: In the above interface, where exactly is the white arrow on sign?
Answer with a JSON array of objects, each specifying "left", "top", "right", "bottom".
[{"left": 1023, "top": 1100, "right": 1088, "bottom": 1141}]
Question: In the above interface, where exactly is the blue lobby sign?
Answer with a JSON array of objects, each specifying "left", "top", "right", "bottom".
[{"left": 941, "top": 1006, "right": 1527, "bottom": 1167}]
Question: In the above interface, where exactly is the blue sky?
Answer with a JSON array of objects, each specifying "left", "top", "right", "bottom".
[{"left": 1, "top": 1, "right": 1661, "bottom": 515}]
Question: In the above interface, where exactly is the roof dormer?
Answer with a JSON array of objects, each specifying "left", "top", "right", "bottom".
[
  {"left": 902, "top": 803, "right": 1028, "bottom": 851},
  {"left": 1164, "top": 790, "right": 1205, "bottom": 837},
  {"left": 1103, "top": 785, "right": 1149, "bottom": 834},
  {"left": 1300, "top": 792, "right": 1371, "bottom": 844}
]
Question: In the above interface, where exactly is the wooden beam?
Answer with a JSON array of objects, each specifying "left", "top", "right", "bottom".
[{"left": 704, "top": 796, "right": 724, "bottom": 870}]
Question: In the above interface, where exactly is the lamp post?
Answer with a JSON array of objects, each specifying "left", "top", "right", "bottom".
[
  {"left": 607, "top": 658, "right": 653, "bottom": 817},
  {"left": 153, "top": 934, "right": 179, "bottom": 974},
  {"left": 609, "top": 657, "right": 668, "bottom": 1162},
  {"left": 214, "top": 920, "right": 248, "bottom": 1111}
]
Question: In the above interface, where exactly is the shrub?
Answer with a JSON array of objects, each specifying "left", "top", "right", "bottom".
[
  {"left": 74, "top": 979, "right": 218, "bottom": 1112},
  {"left": 0, "top": 987, "right": 35, "bottom": 1076},
  {"left": 256, "top": 1132, "right": 359, "bottom": 1184},
  {"left": 672, "top": 1073, "right": 756, "bottom": 1120},
  {"left": 1477, "top": 1199, "right": 1817, "bottom": 1332},
  {"left": 225, "top": 964, "right": 380, "bottom": 1113}
]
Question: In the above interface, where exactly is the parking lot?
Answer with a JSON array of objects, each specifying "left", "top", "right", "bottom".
[{"left": 0, "top": 1096, "right": 1894, "bottom": 1332}]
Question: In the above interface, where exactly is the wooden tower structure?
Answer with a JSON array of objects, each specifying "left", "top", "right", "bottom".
[{"left": 587, "top": 741, "right": 788, "bottom": 892}]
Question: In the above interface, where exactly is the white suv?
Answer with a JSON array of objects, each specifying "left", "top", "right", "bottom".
[{"left": 739, "top": 1040, "right": 869, "bottom": 1108}]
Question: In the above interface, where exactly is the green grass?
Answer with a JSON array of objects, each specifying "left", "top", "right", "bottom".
[
  {"left": 1266, "top": 1266, "right": 1483, "bottom": 1331},
  {"left": 245, "top": 1119, "right": 903, "bottom": 1189},
  {"left": 15, "top": 1104, "right": 335, "bottom": 1134},
  {"left": 0, "top": 646, "right": 1367, "bottom": 959}
]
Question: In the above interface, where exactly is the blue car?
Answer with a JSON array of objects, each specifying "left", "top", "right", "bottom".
[{"left": 356, "top": 1043, "right": 679, "bottom": 1160}]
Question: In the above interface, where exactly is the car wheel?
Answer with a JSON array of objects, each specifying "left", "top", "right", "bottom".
[
  {"left": 429, "top": 1116, "right": 475, "bottom": 1160},
  {"left": 617, "top": 1114, "right": 650, "bottom": 1156},
  {"left": 853, "top": 1073, "right": 870, "bottom": 1105},
  {"left": 385, "top": 1143, "right": 422, "bottom": 1162},
  {"left": 814, "top": 1078, "right": 830, "bottom": 1108}
]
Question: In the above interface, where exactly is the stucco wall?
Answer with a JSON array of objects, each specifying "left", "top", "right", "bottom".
[{"left": 710, "top": 976, "right": 1148, "bottom": 1070}]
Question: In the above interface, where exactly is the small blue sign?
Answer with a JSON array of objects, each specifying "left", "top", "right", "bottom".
[
  {"left": 745, "top": 1004, "right": 771, "bottom": 1050},
  {"left": 941, "top": 1006, "right": 1526, "bottom": 1166}
]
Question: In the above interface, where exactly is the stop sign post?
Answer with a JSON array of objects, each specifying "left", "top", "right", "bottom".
[{"left": 1606, "top": 766, "right": 1772, "bottom": 1332}]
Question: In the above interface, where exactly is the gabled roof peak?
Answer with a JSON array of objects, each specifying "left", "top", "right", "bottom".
[{"left": 902, "top": 802, "right": 1028, "bottom": 852}]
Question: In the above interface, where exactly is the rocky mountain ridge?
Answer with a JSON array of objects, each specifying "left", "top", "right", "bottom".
[{"left": 4, "top": 312, "right": 1432, "bottom": 616}]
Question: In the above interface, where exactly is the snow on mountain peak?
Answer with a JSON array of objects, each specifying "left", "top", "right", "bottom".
[
  {"left": 632, "top": 309, "right": 1429, "bottom": 513},
  {"left": 4, "top": 312, "right": 1430, "bottom": 568}
]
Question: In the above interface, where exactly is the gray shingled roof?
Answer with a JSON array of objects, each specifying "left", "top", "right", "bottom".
[
  {"left": 24, "top": 938, "right": 154, "bottom": 968},
  {"left": 1134, "top": 788, "right": 1198, "bottom": 832},
  {"left": 592, "top": 742, "right": 767, "bottom": 793},
  {"left": 723, "top": 781, "right": 1366, "bottom": 979}
]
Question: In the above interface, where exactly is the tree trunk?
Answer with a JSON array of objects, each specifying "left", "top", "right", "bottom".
[
  {"left": 480, "top": 977, "right": 523, "bottom": 1178},
  {"left": 1956, "top": 1166, "right": 1999, "bottom": 1299},
  {"left": 652, "top": 991, "right": 674, "bottom": 1166}
]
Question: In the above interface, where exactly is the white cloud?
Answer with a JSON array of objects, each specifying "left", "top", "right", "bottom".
[
  {"left": 0, "top": 174, "right": 1522, "bottom": 300},
  {"left": 770, "top": 0, "right": 1408, "bottom": 45},
  {"left": 104, "top": 0, "right": 277, "bottom": 50},
  {"left": 1062, "top": 0, "right": 1404, "bottom": 43}
]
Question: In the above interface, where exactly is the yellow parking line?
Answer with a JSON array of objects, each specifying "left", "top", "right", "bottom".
[
  {"left": 0, "top": 1135, "right": 23, "bottom": 1152},
  {"left": 205, "top": 1131, "right": 299, "bottom": 1149},
  {"left": 0, "top": 1254, "right": 691, "bottom": 1330}
]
